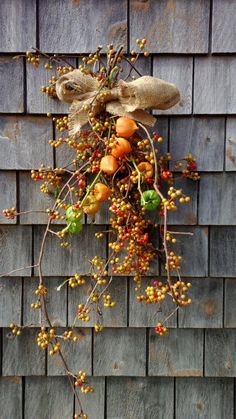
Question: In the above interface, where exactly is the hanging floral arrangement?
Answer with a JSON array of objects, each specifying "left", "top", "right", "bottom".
[{"left": 2, "top": 39, "right": 199, "bottom": 418}]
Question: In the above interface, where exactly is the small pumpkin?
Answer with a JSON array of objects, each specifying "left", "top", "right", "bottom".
[
  {"left": 115, "top": 117, "right": 138, "bottom": 138},
  {"left": 111, "top": 137, "right": 131, "bottom": 159},
  {"left": 94, "top": 183, "right": 111, "bottom": 202},
  {"left": 66, "top": 206, "right": 83, "bottom": 222},
  {"left": 65, "top": 206, "right": 83, "bottom": 233},
  {"left": 83, "top": 194, "right": 101, "bottom": 215},
  {"left": 141, "top": 190, "right": 161, "bottom": 211},
  {"left": 137, "top": 162, "right": 154, "bottom": 179},
  {"left": 100, "top": 155, "right": 118, "bottom": 174},
  {"left": 67, "top": 221, "right": 83, "bottom": 233}
]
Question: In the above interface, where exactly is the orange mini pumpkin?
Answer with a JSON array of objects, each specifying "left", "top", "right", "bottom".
[
  {"left": 137, "top": 162, "right": 154, "bottom": 179},
  {"left": 111, "top": 137, "right": 131, "bottom": 159},
  {"left": 115, "top": 117, "right": 138, "bottom": 138},
  {"left": 100, "top": 155, "right": 118, "bottom": 174},
  {"left": 94, "top": 183, "right": 111, "bottom": 202}
]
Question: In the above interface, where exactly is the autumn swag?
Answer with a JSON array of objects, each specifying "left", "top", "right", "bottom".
[{"left": 2, "top": 41, "right": 200, "bottom": 419}]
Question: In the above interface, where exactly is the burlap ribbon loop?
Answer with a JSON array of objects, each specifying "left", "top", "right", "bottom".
[{"left": 56, "top": 69, "right": 180, "bottom": 135}]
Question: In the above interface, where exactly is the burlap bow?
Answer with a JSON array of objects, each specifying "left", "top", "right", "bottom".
[{"left": 56, "top": 69, "right": 180, "bottom": 136}]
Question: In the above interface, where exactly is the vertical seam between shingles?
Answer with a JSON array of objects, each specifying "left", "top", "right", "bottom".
[
  {"left": 127, "top": 276, "right": 129, "bottom": 327},
  {"left": 145, "top": 327, "right": 149, "bottom": 376},
  {"left": 21, "top": 277, "right": 24, "bottom": 328},
  {"left": 127, "top": 0, "right": 130, "bottom": 54},
  {"left": 66, "top": 282, "right": 69, "bottom": 327},
  {"left": 150, "top": 54, "right": 153, "bottom": 77},
  {"left": 208, "top": 226, "right": 211, "bottom": 277},
  {"left": 16, "top": 171, "right": 20, "bottom": 225},
  {"left": 203, "top": 328, "right": 206, "bottom": 377},
  {"left": 223, "top": 116, "right": 227, "bottom": 171},
  {"left": 191, "top": 56, "right": 195, "bottom": 115},
  {"left": 31, "top": 225, "right": 34, "bottom": 277},
  {"left": 104, "top": 376, "right": 107, "bottom": 419},
  {"left": 22, "top": 376, "right": 25, "bottom": 419},
  {"left": 52, "top": 119, "right": 56, "bottom": 169},
  {"left": 91, "top": 328, "right": 94, "bottom": 376},
  {"left": 234, "top": 378, "right": 236, "bottom": 419},
  {"left": 23, "top": 57, "right": 27, "bottom": 115},
  {"left": 173, "top": 377, "right": 176, "bottom": 419},
  {"left": 36, "top": 0, "right": 40, "bottom": 49},
  {"left": 208, "top": 0, "right": 213, "bottom": 54},
  {"left": 222, "top": 277, "right": 225, "bottom": 328},
  {"left": 0, "top": 328, "right": 3, "bottom": 376},
  {"left": 45, "top": 347, "right": 48, "bottom": 376},
  {"left": 73, "top": 391, "right": 76, "bottom": 419},
  {"left": 196, "top": 172, "right": 200, "bottom": 225}
]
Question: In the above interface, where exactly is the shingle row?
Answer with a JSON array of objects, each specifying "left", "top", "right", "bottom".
[
  {"left": 1, "top": 0, "right": 236, "bottom": 55},
  {"left": 1, "top": 327, "right": 236, "bottom": 377}
]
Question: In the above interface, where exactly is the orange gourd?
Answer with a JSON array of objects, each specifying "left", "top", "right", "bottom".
[
  {"left": 100, "top": 155, "right": 118, "bottom": 174},
  {"left": 137, "top": 162, "right": 154, "bottom": 179},
  {"left": 115, "top": 117, "right": 138, "bottom": 138},
  {"left": 111, "top": 137, "right": 131, "bottom": 159},
  {"left": 94, "top": 183, "right": 111, "bottom": 202}
]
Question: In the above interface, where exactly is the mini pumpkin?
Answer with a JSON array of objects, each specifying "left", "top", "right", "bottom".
[{"left": 115, "top": 117, "right": 138, "bottom": 138}]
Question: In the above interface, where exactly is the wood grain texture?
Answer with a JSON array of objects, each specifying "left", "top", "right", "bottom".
[
  {"left": 129, "top": 277, "right": 177, "bottom": 328},
  {"left": 55, "top": 137, "right": 76, "bottom": 172},
  {"left": 93, "top": 200, "right": 110, "bottom": 225},
  {"left": 19, "top": 171, "right": 54, "bottom": 224},
  {"left": 107, "top": 377, "right": 174, "bottom": 419},
  {"left": 1, "top": 0, "right": 236, "bottom": 415},
  {"left": 0, "top": 172, "right": 16, "bottom": 224},
  {"left": 149, "top": 329, "right": 203, "bottom": 376},
  {"left": 39, "top": 0, "right": 127, "bottom": 53},
  {"left": 122, "top": 55, "right": 151, "bottom": 79},
  {"left": 27, "top": 57, "right": 76, "bottom": 114},
  {"left": 0, "top": 57, "right": 24, "bottom": 112},
  {"left": 210, "top": 227, "right": 236, "bottom": 277},
  {"left": 68, "top": 277, "right": 127, "bottom": 327},
  {"left": 2, "top": 328, "right": 45, "bottom": 376},
  {"left": 153, "top": 57, "right": 193, "bottom": 114},
  {"left": 151, "top": 117, "right": 169, "bottom": 156},
  {"left": 226, "top": 117, "right": 236, "bottom": 171},
  {"left": 0, "top": 277, "right": 22, "bottom": 327},
  {"left": 169, "top": 117, "right": 225, "bottom": 171},
  {"left": 0, "top": 377, "right": 22, "bottom": 419},
  {"left": 47, "top": 328, "right": 92, "bottom": 375},
  {"left": 205, "top": 329, "right": 236, "bottom": 377},
  {"left": 0, "top": 116, "right": 53, "bottom": 169},
  {"left": 130, "top": 0, "right": 210, "bottom": 53},
  {"left": 194, "top": 57, "right": 236, "bottom": 114},
  {"left": 23, "top": 277, "right": 67, "bottom": 326},
  {"left": 94, "top": 328, "right": 146, "bottom": 376},
  {"left": 79, "top": 377, "right": 105, "bottom": 418},
  {"left": 34, "top": 225, "right": 106, "bottom": 275},
  {"left": 224, "top": 279, "right": 236, "bottom": 328},
  {"left": 178, "top": 278, "right": 223, "bottom": 328},
  {"left": 199, "top": 174, "right": 236, "bottom": 225},
  {"left": 0, "top": 226, "right": 32, "bottom": 277},
  {"left": 0, "top": 0, "right": 36, "bottom": 52},
  {"left": 168, "top": 178, "right": 198, "bottom": 225},
  {"left": 176, "top": 377, "right": 234, "bottom": 419},
  {"left": 24, "top": 377, "right": 73, "bottom": 419},
  {"left": 212, "top": 0, "right": 236, "bottom": 53},
  {"left": 161, "top": 227, "right": 208, "bottom": 277},
  {"left": 19, "top": 171, "right": 80, "bottom": 225}
]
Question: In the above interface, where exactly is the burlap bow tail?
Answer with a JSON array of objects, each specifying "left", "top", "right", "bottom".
[{"left": 56, "top": 69, "right": 180, "bottom": 135}]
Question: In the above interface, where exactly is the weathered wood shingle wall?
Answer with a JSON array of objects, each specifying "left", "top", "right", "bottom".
[{"left": 0, "top": 0, "right": 236, "bottom": 418}]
